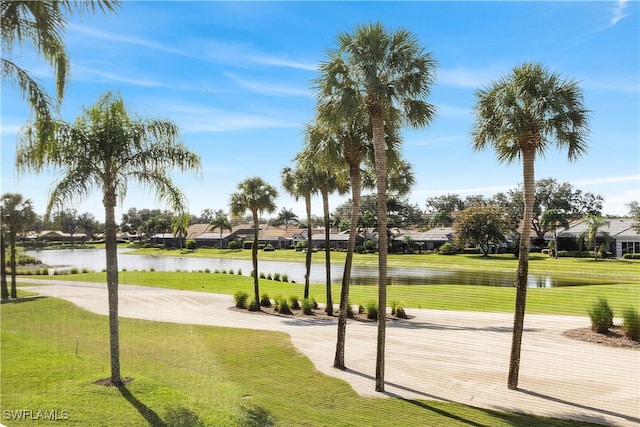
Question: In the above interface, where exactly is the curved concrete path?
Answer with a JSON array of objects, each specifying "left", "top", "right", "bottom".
[{"left": 20, "top": 279, "right": 639, "bottom": 426}]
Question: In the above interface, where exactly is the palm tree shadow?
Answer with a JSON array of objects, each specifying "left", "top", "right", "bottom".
[{"left": 117, "top": 384, "right": 166, "bottom": 426}]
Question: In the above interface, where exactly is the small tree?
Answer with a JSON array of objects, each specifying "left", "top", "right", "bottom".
[
  {"left": 454, "top": 206, "right": 510, "bottom": 256},
  {"left": 588, "top": 298, "right": 614, "bottom": 334}
]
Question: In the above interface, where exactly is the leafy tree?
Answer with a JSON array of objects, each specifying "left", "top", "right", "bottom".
[
  {"left": 627, "top": 201, "right": 640, "bottom": 233},
  {"left": 1, "top": 193, "right": 36, "bottom": 299},
  {"left": 316, "top": 22, "right": 437, "bottom": 391},
  {"left": 77, "top": 212, "right": 102, "bottom": 241},
  {"left": 209, "top": 210, "right": 232, "bottom": 249},
  {"left": 16, "top": 91, "right": 201, "bottom": 386},
  {"left": 579, "top": 214, "right": 610, "bottom": 261},
  {"left": 53, "top": 208, "right": 78, "bottom": 246},
  {"left": 472, "top": 62, "right": 589, "bottom": 389},
  {"left": 1, "top": 0, "right": 119, "bottom": 125},
  {"left": 230, "top": 177, "right": 278, "bottom": 307},
  {"left": 454, "top": 206, "right": 510, "bottom": 256}
]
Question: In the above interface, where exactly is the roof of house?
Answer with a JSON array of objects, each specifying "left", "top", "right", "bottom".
[
  {"left": 557, "top": 218, "right": 638, "bottom": 239},
  {"left": 394, "top": 227, "right": 455, "bottom": 241}
]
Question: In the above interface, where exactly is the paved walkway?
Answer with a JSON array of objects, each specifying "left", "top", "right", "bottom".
[{"left": 21, "top": 279, "right": 640, "bottom": 426}]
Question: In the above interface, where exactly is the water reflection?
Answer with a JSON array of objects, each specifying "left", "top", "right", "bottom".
[{"left": 25, "top": 248, "right": 598, "bottom": 288}]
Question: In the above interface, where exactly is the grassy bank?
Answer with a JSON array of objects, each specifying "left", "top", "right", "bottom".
[
  {"left": 1, "top": 297, "right": 602, "bottom": 426},
  {"left": 21, "top": 270, "right": 639, "bottom": 316},
  {"left": 126, "top": 248, "right": 640, "bottom": 279}
]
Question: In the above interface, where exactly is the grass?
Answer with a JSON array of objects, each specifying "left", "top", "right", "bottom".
[
  {"left": 1, "top": 296, "right": 603, "bottom": 426},
  {"left": 23, "top": 269, "right": 639, "bottom": 316}
]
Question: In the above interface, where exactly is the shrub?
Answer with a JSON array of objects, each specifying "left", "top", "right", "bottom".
[
  {"left": 259, "top": 272, "right": 266, "bottom": 279},
  {"left": 438, "top": 242, "right": 458, "bottom": 255},
  {"left": 222, "top": 269, "right": 227, "bottom": 274},
  {"left": 623, "top": 253, "right": 640, "bottom": 259},
  {"left": 204, "top": 268, "right": 210, "bottom": 273},
  {"left": 248, "top": 299, "right": 261, "bottom": 312},
  {"left": 347, "top": 302, "right": 354, "bottom": 318},
  {"left": 588, "top": 298, "right": 614, "bottom": 333},
  {"left": 260, "top": 293, "right": 271, "bottom": 308},
  {"left": 366, "top": 302, "right": 378, "bottom": 320},
  {"left": 273, "top": 272, "right": 281, "bottom": 281},
  {"left": 185, "top": 239, "right": 197, "bottom": 250},
  {"left": 311, "top": 298, "right": 319, "bottom": 310},
  {"left": 358, "top": 304, "right": 365, "bottom": 315},
  {"left": 281, "top": 274, "right": 288, "bottom": 282},
  {"left": 622, "top": 307, "right": 640, "bottom": 340},
  {"left": 263, "top": 244, "right": 275, "bottom": 251},
  {"left": 278, "top": 297, "right": 292, "bottom": 315},
  {"left": 237, "top": 268, "right": 242, "bottom": 276},
  {"left": 234, "top": 291, "right": 249, "bottom": 309},
  {"left": 266, "top": 273, "right": 272, "bottom": 280},
  {"left": 290, "top": 296, "right": 300, "bottom": 310},
  {"left": 70, "top": 267, "right": 79, "bottom": 274},
  {"left": 228, "top": 239, "right": 242, "bottom": 250},
  {"left": 302, "top": 298, "right": 314, "bottom": 315}
]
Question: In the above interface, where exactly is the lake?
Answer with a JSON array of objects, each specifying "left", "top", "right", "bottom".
[{"left": 25, "top": 248, "right": 598, "bottom": 288}]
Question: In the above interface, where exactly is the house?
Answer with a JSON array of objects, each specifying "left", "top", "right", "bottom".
[
  {"left": 555, "top": 218, "right": 639, "bottom": 258},
  {"left": 391, "top": 227, "right": 455, "bottom": 252},
  {"left": 310, "top": 230, "right": 364, "bottom": 250}
]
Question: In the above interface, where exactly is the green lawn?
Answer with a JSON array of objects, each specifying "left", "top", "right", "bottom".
[
  {"left": 1, "top": 297, "right": 604, "bottom": 426},
  {"left": 24, "top": 269, "right": 639, "bottom": 316}
]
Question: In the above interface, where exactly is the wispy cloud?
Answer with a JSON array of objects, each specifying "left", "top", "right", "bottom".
[
  {"left": 610, "top": 0, "right": 630, "bottom": 26},
  {"left": 156, "top": 102, "right": 302, "bottom": 133},
  {"left": 572, "top": 175, "right": 640, "bottom": 187},
  {"left": 225, "top": 72, "right": 311, "bottom": 97},
  {"left": 248, "top": 55, "right": 317, "bottom": 71}
]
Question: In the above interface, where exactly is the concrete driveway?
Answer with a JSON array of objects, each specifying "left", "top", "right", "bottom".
[{"left": 21, "top": 279, "right": 639, "bottom": 426}]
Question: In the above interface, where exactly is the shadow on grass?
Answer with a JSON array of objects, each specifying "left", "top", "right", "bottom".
[
  {"left": 117, "top": 384, "right": 166, "bottom": 426},
  {"left": 1, "top": 295, "right": 46, "bottom": 304}
]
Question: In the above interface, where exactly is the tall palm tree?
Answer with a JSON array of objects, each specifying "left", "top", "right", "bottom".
[
  {"left": 0, "top": 193, "right": 36, "bottom": 299},
  {"left": 1, "top": 1, "right": 119, "bottom": 123},
  {"left": 16, "top": 91, "right": 201, "bottom": 386},
  {"left": 579, "top": 214, "right": 610, "bottom": 261},
  {"left": 281, "top": 165, "right": 316, "bottom": 300},
  {"left": 209, "top": 210, "right": 232, "bottom": 249},
  {"left": 540, "top": 209, "right": 570, "bottom": 259},
  {"left": 299, "top": 128, "right": 349, "bottom": 315},
  {"left": 315, "top": 22, "right": 436, "bottom": 391},
  {"left": 472, "top": 62, "right": 589, "bottom": 390},
  {"left": 230, "top": 177, "right": 278, "bottom": 307},
  {"left": 306, "top": 117, "right": 370, "bottom": 369}
]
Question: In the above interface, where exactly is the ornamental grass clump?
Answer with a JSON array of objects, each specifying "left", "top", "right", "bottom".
[
  {"left": 622, "top": 307, "right": 640, "bottom": 340},
  {"left": 588, "top": 298, "right": 614, "bottom": 333},
  {"left": 234, "top": 291, "right": 249, "bottom": 309},
  {"left": 248, "top": 299, "right": 261, "bottom": 312},
  {"left": 278, "top": 297, "right": 292, "bottom": 315},
  {"left": 366, "top": 302, "right": 378, "bottom": 320},
  {"left": 260, "top": 293, "right": 271, "bottom": 308},
  {"left": 302, "top": 298, "right": 314, "bottom": 315},
  {"left": 289, "top": 296, "right": 301, "bottom": 310}
]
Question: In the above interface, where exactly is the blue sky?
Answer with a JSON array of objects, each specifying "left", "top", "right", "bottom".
[{"left": 2, "top": 1, "right": 638, "bottom": 222}]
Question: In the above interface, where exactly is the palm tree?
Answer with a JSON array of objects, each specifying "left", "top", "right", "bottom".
[
  {"left": 209, "top": 210, "right": 232, "bottom": 249},
  {"left": 315, "top": 22, "right": 437, "bottom": 391},
  {"left": 281, "top": 165, "right": 316, "bottom": 300},
  {"left": 276, "top": 207, "right": 298, "bottom": 231},
  {"left": 299, "top": 128, "right": 349, "bottom": 315},
  {"left": 16, "top": 91, "right": 201, "bottom": 386},
  {"left": 0, "top": 193, "right": 36, "bottom": 299},
  {"left": 230, "top": 177, "right": 278, "bottom": 307},
  {"left": 540, "top": 209, "right": 570, "bottom": 259},
  {"left": 472, "top": 62, "right": 589, "bottom": 390},
  {"left": 172, "top": 212, "right": 190, "bottom": 249},
  {"left": 1, "top": 1, "right": 119, "bottom": 124},
  {"left": 580, "top": 214, "right": 610, "bottom": 261},
  {"left": 306, "top": 117, "right": 370, "bottom": 369}
]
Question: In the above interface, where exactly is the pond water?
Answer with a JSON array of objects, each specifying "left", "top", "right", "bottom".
[{"left": 25, "top": 248, "right": 602, "bottom": 288}]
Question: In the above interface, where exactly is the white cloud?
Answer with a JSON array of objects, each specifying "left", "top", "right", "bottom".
[
  {"left": 611, "top": 0, "right": 630, "bottom": 26},
  {"left": 225, "top": 72, "right": 311, "bottom": 97}
]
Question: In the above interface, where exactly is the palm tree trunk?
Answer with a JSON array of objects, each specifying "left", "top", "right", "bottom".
[
  {"left": 508, "top": 148, "right": 535, "bottom": 390},
  {"left": 371, "top": 111, "right": 388, "bottom": 393},
  {"left": 334, "top": 163, "right": 362, "bottom": 369},
  {"left": 322, "top": 189, "right": 332, "bottom": 315},
  {"left": 104, "top": 192, "right": 122, "bottom": 385},
  {"left": 252, "top": 210, "right": 260, "bottom": 305},
  {"left": 1, "top": 231, "right": 8, "bottom": 300},
  {"left": 304, "top": 196, "right": 312, "bottom": 300},
  {"left": 9, "top": 232, "right": 17, "bottom": 299}
]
